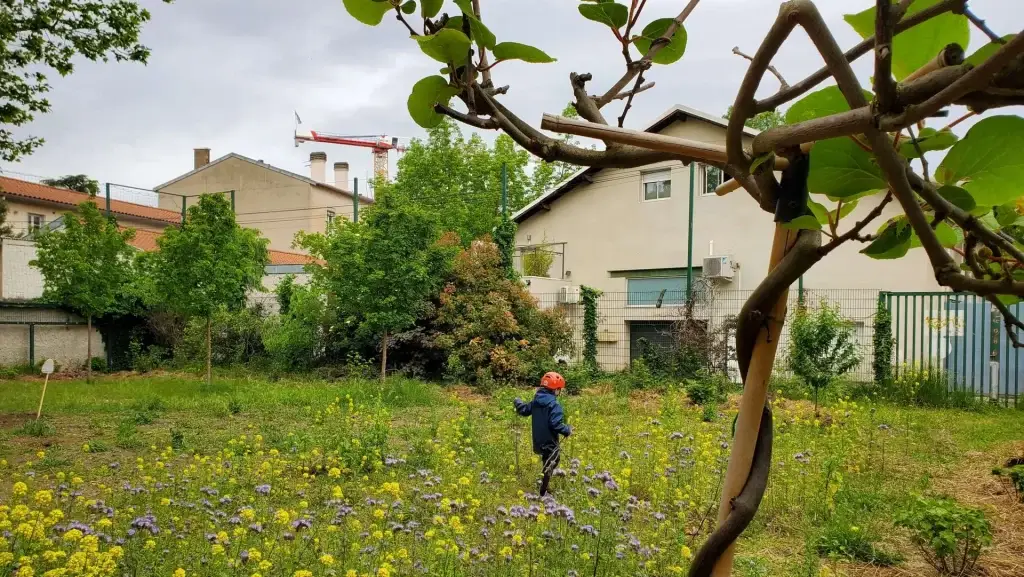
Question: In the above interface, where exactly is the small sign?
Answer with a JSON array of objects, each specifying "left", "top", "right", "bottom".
[{"left": 41, "top": 359, "right": 55, "bottom": 375}]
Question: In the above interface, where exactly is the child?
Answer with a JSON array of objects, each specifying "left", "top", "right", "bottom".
[{"left": 513, "top": 371, "right": 572, "bottom": 496}]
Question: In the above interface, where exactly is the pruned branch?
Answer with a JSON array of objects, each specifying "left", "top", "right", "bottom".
[
  {"left": 990, "top": 297, "right": 1024, "bottom": 348},
  {"left": 732, "top": 46, "right": 788, "bottom": 88},
  {"left": 610, "top": 81, "right": 655, "bottom": 101},
  {"left": 617, "top": 71, "right": 646, "bottom": 127},
  {"left": 570, "top": 73, "right": 610, "bottom": 126},
  {"left": 873, "top": 0, "right": 898, "bottom": 113},
  {"left": 436, "top": 104, "right": 499, "bottom": 130},
  {"left": 819, "top": 192, "right": 893, "bottom": 252},
  {"left": 904, "top": 125, "right": 929, "bottom": 181},
  {"left": 965, "top": 7, "right": 1005, "bottom": 44}
]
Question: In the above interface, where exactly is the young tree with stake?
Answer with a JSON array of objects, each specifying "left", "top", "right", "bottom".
[
  {"left": 342, "top": 0, "right": 1024, "bottom": 573},
  {"left": 152, "top": 194, "right": 268, "bottom": 385},
  {"left": 31, "top": 201, "right": 136, "bottom": 381}
]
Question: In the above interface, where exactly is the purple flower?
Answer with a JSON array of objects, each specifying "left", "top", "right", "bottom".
[
  {"left": 587, "top": 487, "right": 600, "bottom": 498},
  {"left": 255, "top": 484, "right": 271, "bottom": 496},
  {"left": 248, "top": 523, "right": 263, "bottom": 534},
  {"left": 240, "top": 550, "right": 250, "bottom": 564},
  {"left": 282, "top": 532, "right": 295, "bottom": 541},
  {"left": 669, "top": 432, "right": 685, "bottom": 440},
  {"left": 291, "top": 518, "right": 312, "bottom": 531}
]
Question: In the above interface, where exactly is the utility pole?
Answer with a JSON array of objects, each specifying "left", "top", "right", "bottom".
[{"left": 353, "top": 178, "right": 360, "bottom": 223}]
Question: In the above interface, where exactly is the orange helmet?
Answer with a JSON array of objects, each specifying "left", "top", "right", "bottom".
[{"left": 540, "top": 371, "right": 566, "bottom": 390}]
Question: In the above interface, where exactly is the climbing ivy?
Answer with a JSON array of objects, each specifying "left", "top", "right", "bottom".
[
  {"left": 873, "top": 296, "right": 894, "bottom": 385},
  {"left": 493, "top": 216, "right": 518, "bottom": 281},
  {"left": 580, "top": 285, "right": 602, "bottom": 374}
]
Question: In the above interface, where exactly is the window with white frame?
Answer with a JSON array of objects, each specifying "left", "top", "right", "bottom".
[
  {"left": 641, "top": 169, "right": 671, "bottom": 201},
  {"left": 27, "top": 213, "right": 44, "bottom": 232},
  {"left": 700, "top": 164, "right": 731, "bottom": 196}
]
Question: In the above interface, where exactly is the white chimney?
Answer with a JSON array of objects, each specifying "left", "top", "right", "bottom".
[
  {"left": 309, "top": 152, "right": 327, "bottom": 183},
  {"left": 334, "top": 162, "right": 349, "bottom": 189}
]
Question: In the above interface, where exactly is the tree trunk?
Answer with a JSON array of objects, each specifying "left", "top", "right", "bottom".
[
  {"left": 86, "top": 314, "right": 92, "bottom": 383},
  {"left": 711, "top": 225, "right": 796, "bottom": 576},
  {"left": 381, "top": 332, "right": 388, "bottom": 381},
  {"left": 206, "top": 316, "right": 212, "bottom": 386}
]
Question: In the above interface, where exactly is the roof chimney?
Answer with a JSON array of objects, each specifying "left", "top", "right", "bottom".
[
  {"left": 309, "top": 151, "right": 327, "bottom": 183},
  {"left": 334, "top": 162, "right": 349, "bottom": 189},
  {"left": 194, "top": 148, "right": 211, "bottom": 170}
]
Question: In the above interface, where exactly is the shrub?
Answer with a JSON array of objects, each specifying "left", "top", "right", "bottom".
[
  {"left": 262, "top": 283, "right": 323, "bottom": 371},
  {"left": 170, "top": 428, "right": 185, "bottom": 451},
  {"left": 426, "top": 240, "right": 572, "bottom": 386},
  {"left": 992, "top": 464, "right": 1024, "bottom": 502},
  {"left": 16, "top": 419, "right": 55, "bottom": 437},
  {"left": 129, "top": 337, "right": 167, "bottom": 373},
  {"left": 177, "top": 306, "right": 266, "bottom": 366},
  {"left": 522, "top": 244, "right": 554, "bottom": 277},
  {"left": 90, "top": 356, "right": 106, "bottom": 373},
  {"left": 815, "top": 518, "right": 902, "bottom": 566},
  {"left": 228, "top": 397, "right": 244, "bottom": 416},
  {"left": 685, "top": 372, "right": 729, "bottom": 406},
  {"left": 769, "top": 373, "right": 810, "bottom": 400},
  {"left": 873, "top": 298, "right": 895, "bottom": 385},
  {"left": 895, "top": 495, "right": 992, "bottom": 576},
  {"left": 788, "top": 300, "right": 860, "bottom": 411},
  {"left": 701, "top": 404, "right": 717, "bottom": 422}
]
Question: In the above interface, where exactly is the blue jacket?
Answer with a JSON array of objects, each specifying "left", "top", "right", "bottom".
[{"left": 514, "top": 388, "right": 571, "bottom": 454}]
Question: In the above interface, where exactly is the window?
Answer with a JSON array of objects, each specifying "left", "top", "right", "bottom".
[
  {"left": 701, "top": 164, "right": 731, "bottom": 196},
  {"left": 27, "top": 213, "right": 44, "bottom": 232},
  {"left": 326, "top": 210, "right": 336, "bottom": 225},
  {"left": 641, "top": 170, "right": 671, "bottom": 201},
  {"left": 627, "top": 277, "right": 687, "bottom": 307}
]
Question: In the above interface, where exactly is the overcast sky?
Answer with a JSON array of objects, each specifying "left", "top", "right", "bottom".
[{"left": 3, "top": 0, "right": 1021, "bottom": 196}]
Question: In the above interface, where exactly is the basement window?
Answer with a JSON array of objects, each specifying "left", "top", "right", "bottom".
[{"left": 641, "top": 170, "right": 671, "bottom": 201}]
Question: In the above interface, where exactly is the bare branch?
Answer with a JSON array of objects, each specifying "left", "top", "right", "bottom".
[
  {"left": 965, "top": 7, "right": 1005, "bottom": 44},
  {"left": 755, "top": 0, "right": 965, "bottom": 113},
  {"left": 436, "top": 104, "right": 499, "bottom": 130},
  {"left": 732, "top": 46, "right": 788, "bottom": 88},
  {"left": 610, "top": 81, "right": 655, "bottom": 101},
  {"left": 394, "top": 8, "right": 419, "bottom": 37},
  {"left": 905, "top": 125, "right": 929, "bottom": 181},
  {"left": 820, "top": 192, "right": 894, "bottom": 253},
  {"left": 569, "top": 73, "right": 610, "bottom": 126},
  {"left": 873, "top": 0, "right": 898, "bottom": 112},
  {"left": 990, "top": 297, "right": 1024, "bottom": 348},
  {"left": 595, "top": 0, "right": 701, "bottom": 108},
  {"left": 617, "top": 72, "right": 646, "bottom": 127}
]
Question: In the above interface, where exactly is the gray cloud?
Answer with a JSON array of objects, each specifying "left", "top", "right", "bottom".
[{"left": 4, "top": 0, "right": 1022, "bottom": 194}]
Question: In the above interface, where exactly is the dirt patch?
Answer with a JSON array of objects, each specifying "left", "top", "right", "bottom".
[{"left": 0, "top": 412, "right": 37, "bottom": 431}]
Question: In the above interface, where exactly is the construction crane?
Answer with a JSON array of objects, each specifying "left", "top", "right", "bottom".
[{"left": 294, "top": 128, "right": 407, "bottom": 181}]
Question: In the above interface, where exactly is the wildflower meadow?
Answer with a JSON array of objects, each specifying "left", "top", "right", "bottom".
[{"left": 0, "top": 374, "right": 1022, "bottom": 577}]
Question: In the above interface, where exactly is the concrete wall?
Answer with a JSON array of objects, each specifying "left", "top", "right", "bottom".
[
  {"left": 248, "top": 272, "right": 311, "bottom": 314},
  {"left": 0, "top": 306, "right": 104, "bottom": 370},
  {"left": 158, "top": 157, "right": 355, "bottom": 253},
  {"left": 515, "top": 114, "right": 945, "bottom": 369}
]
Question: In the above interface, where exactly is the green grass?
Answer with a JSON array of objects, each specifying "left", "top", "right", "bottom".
[{"left": 0, "top": 373, "right": 1020, "bottom": 577}]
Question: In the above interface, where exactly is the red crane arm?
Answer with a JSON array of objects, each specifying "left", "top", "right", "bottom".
[{"left": 294, "top": 130, "right": 407, "bottom": 151}]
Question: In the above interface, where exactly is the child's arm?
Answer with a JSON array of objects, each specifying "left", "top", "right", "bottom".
[
  {"left": 549, "top": 402, "right": 572, "bottom": 437},
  {"left": 513, "top": 398, "right": 532, "bottom": 417}
]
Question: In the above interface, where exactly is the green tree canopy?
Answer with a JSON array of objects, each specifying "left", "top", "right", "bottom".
[
  {"left": 723, "top": 106, "right": 785, "bottom": 131},
  {"left": 299, "top": 195, "right": 457, "bottom": 379},
  {"left": 41, "top": 175, "right": 100, "bottom": 196},
  {"left": 30, "top": 201, "right": 136, "bottom": 379},
  {"left": 1, "top": 0, "right": 170, "bottom": 161},
  {"left": 151, "top": 193, "right": 269, "bottom": 383}
]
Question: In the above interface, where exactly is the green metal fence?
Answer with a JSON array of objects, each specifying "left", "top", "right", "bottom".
[{"left": 883, "top": 291, "right": 1018, "bottom": 406}]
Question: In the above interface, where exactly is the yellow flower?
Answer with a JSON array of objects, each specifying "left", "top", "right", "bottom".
[
  {"left": 211, "top": 544, "right": 225, "bottom": 556},
  {"left": 320, "top": 554, "right": 335, "bottom": 566},
  {"left": 173, "top": 569, "right": 186, "bottom": 577},
  {"left": 377, "top": 566, "right": 390, "bottom": 577},
  {"left": 293, "top": 571, "right": 313, "bottom": 577},
  {"left": 144, "top": 540, "right": 156, "bottom": 550},
  {"left": 346, "top": 571, "right": 357, "bottom": 577},
  {"left": 33, "top": 491, "right": 52, "bottom": 506},
  {"left": 63, "top": 529, "right": 84, "bottom": 542},
  {"left": 332, "top": 486, "right": 344, "bottom": 499},
  {"left": 328, "top": 467, "right": 341, "bottom": 478},
  {"left": 12, "top": 482, "right": 27, "bottom": 496},
  {"left": 259, "top": 560, "right": 272, "bottom": 571},
  {"left": 681, "top": 545, "right": 692, "bottom": 559}
]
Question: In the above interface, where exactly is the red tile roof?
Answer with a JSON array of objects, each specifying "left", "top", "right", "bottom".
[
  {"left": 122, "top": 227, "right": 317, "bottom": 267},
  {"left": 0, "top": 176, "right": 181, "bottom": 224}
]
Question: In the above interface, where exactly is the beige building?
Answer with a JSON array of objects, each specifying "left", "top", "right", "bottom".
[
  {"left": 513, "top": 105, "right": 944, "bottom": 371},
  {"left": 155, "top": 149, "right": 372, "bottom": 253}
]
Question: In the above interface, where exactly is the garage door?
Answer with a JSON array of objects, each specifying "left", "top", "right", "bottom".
[{"left": 629, "top": 321, "right": 675, "bottom": 364}]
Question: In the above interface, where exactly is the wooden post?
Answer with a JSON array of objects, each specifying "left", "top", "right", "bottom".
[
  {"left": 36, "top": 373, "right": 50, "bottom": 420},
  {"left": 711, "top": 224, "right": 798, "bottom": 576}
]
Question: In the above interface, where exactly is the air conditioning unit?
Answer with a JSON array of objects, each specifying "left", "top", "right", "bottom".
[
  {"left": 559, "top": 285, "right": 581, "bottom": 304},
  {"left": 703, "top": 256, "right": 735, "bottom": 280}
]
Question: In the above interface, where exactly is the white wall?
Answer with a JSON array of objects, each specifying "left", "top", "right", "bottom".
[{"left": 1, "top": 238, "right": 44, "bottom": 300}]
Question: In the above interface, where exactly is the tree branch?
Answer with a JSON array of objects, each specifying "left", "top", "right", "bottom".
[
  {"left": 989, "top": 297, "right": 1024, "bottom": 348},
  {"left": 820, "top": 192, "right": 893, "bottom": 253},
  {"left": 617, "top": 71, "right": 646, "bottom": 127},
  {"left": 874, "top": 0, "right": 898, "bottom": 113},
  {"left": 905, "top": 124, "right": 929, "bottom": 181},
  {"left": 569, "top": 72, "right": 610, "bottom": 126},
  {"left": 610, "top": 81, "right": 655, "bottom": 101},
  {"left": 732, "top": 46, "right": 788, "bottom": 88},
  {"left": 965, "top": 7, "right": 1005, "bottom": 44},
  {"left": 595, "top": 0, "right": 701, "bottom": 108},
  {"left": 436, "top": 104, "right": 499, "bottom": 130},
  {"left": 395, "top": 8, "right": 419, "bottom": 37},
  {"left": 755, "top": 0, "right": 965, "bottom": 113}
]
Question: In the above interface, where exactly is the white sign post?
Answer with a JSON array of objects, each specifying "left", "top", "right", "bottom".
[{"left": 36, "top": 359, "right": 55, "bottom": 420}]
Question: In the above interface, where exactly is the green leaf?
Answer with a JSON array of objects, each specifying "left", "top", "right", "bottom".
[
  {"left": 421, "top": 0, "right": 443, "bottom": 18},
  {"left": 809, "top": 137, "right": 887, "bottom": 199},
  {"left": 899, "top": 128, "right": 958, "bottom": 159},
  {"left": 936, "top": 185, "right": 976, "bottom": 212},
  {"left": 445, "top": 15, "right": 464, "bottom": 29},
  {"left": 453, "top": 0, "right": 474, "bottom": 15},
  {"left": 863, "top": 218, "right": 912, "bottom": 259},
  {"left": 966, "top": 35, "right": 1015, "bottom": 67},
  {"left": 468, "top": 17, "right": 496, "bottom": 50},
  {"left": 407, "top": 76, "right": 460, "bottom": 128},
  {"left": 785, "top": 86, "right": 874, "bottom": 125},
  {"left": 401, "top": 0, "right": 417, "bottom": 14},
  {"left": 632, "top": 18, "right": 687, "bottom": 64},
  {"left": 342, "top": 0, "right": 393, "bottom": 26},
  {"left": 908, "top": 221, "right": 960, "bottom": 249},
  {"left": 414, "top": 29, "right": 472, "bottom": 64},
  {"left": 492, "top": 42, "right": 556, "bottom": 63},
  {"left": 844, "top": 0, "right": 969, "bottom": 80},
  {"left": 997, "top": 294, "right": 1022, "bottom": 307},
  {"left": 995, "top": 202, "right": 1022, "bottom": 227},
  {"left": 578, "top": 1, "right": 628, "bottom": 29},
  {"left": 808, "top": 200, "right": 829, "bottom": 225},
  {"left": 782, "top": 215, "right": 821, "bottom": 231},
  {"left": 829, "top": 199, "right": 859, "bottom": 224},
  {"left": 936, "top": 115, "right": 1024, "bottom": 207},
  {"left": 749, "top": 152, "right": 773, "bottom": 174}
]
